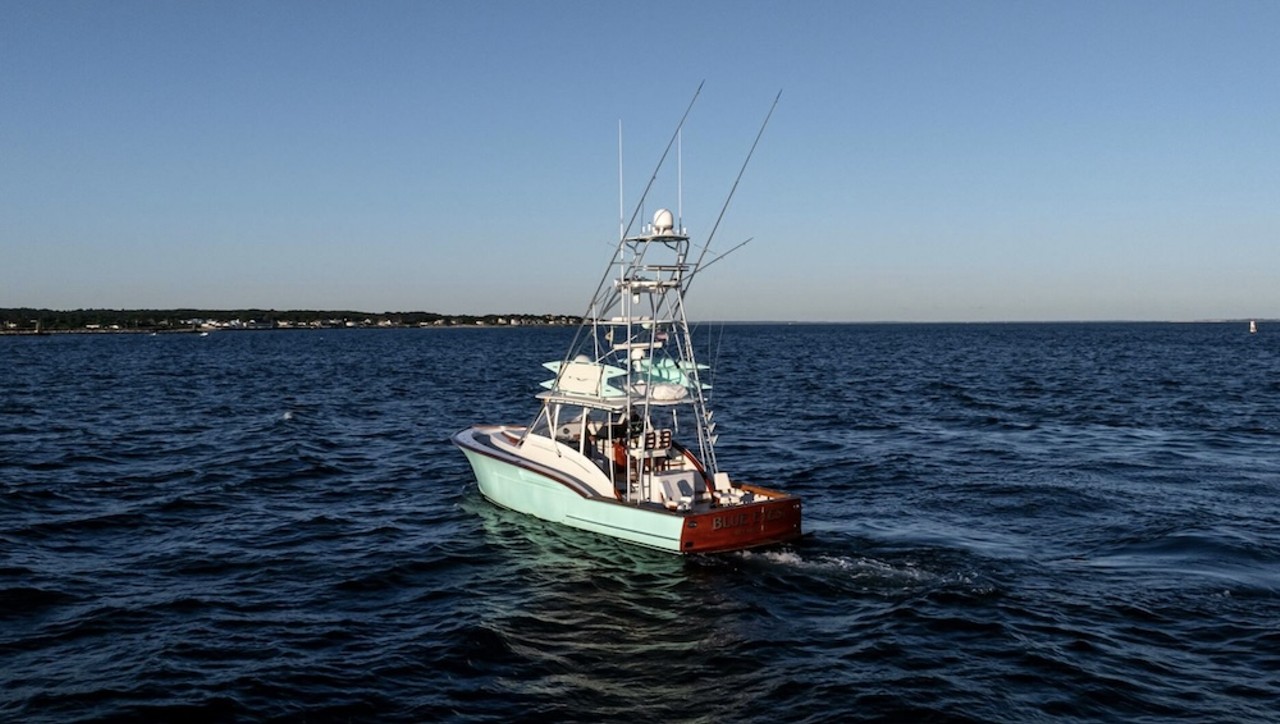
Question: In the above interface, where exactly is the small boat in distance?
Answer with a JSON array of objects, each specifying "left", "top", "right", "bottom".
[
  {"left": 1249, "top": 320, "right": 1258, "bottom": 334},
  {"left": 453, "top": 97, "right": 801, "bottom": 554}
]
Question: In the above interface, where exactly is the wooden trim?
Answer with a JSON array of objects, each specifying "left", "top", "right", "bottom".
[{"left": 678, "top": 497, "right": 803, "bottom": 553}]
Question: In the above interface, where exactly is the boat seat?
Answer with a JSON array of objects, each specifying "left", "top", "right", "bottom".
[
  {"left": 711, "top": 471, "right": 741, "bottom": 505},
  {"left": 628, "top": 428, "right": 675, "bottom": 471},
  {"left": 629, "top": 428, "right": 673, "bottom": 452},
  {"left": 712, "top": 471, "right": 731, "bottom": 491},
  {"left": 656, "top": 471, "right": 697, "bottom": 511}
]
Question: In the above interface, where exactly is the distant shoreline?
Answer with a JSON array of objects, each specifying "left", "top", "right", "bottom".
[
  {"left": 0, "top": 324, "right": 568, "bottom": 336},
  {"left": 0, "top": 308, "right": 583, "bottom": 334},
  {"left": 0, "top": 326, "right": 547, "bottom": 336}
]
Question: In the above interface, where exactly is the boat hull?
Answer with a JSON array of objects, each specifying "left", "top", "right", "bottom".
[{"left": 454, "top": 427, "right": 801, "bottom": 554}]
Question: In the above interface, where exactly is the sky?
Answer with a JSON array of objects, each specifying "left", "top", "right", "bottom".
[{"left": 2, "top": 0, "right": 1277, "bottom": 322}]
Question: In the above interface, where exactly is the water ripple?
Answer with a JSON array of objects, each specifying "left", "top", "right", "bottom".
[{"left": 2, "top": 325, "right": 1279, "bottom": 721}]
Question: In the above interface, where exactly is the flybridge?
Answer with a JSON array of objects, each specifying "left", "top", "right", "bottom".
[{"left": 540, "top": 207, "right": 709, "bottom": 411}]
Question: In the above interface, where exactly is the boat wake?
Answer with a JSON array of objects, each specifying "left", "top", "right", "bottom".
[{"left": 729, "top": 546, "right": 993, "bottom": 599}]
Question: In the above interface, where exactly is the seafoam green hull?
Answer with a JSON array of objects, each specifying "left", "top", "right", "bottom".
[{"left": 459, "top": 447, "right": 685, "bottom": 552}]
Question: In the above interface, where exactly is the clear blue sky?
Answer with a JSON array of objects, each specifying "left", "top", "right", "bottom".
[{"left": 3, "top": 1, "right": 1277, "bottom": 321}]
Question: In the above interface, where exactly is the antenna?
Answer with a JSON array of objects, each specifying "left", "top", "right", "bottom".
[
  {"left": 622, "top": 80, "right": 703, "bottom": 239},
  {"left": 677, "top": 128, "right": 683, "bottom": 234},
  {"left": 617, "top": 119, "right": 624, "bottom": 241}
]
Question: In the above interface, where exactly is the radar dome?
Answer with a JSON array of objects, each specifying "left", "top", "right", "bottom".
[{"left": 653, "top": 208, "right": 674, "bottom": 235}]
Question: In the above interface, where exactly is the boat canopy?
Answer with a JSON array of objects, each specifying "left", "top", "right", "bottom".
[{"left": 534, "top": 391, "right": 630, "bottom": 412}]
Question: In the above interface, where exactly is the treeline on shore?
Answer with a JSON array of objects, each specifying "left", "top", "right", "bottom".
[{"left": 0, "top": 308, "right": 583, "bottom": 333}]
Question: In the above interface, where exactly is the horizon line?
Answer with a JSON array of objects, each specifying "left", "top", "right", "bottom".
[{"left": 1, "top": 307, "right": 1270, "bottom": 326}]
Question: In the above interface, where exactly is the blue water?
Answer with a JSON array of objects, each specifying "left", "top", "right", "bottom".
[{"left": 2, "top": 323, "right": 1278, "bottom": 722}]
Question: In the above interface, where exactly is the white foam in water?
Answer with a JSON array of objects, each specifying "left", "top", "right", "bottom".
[
  {"left": 743, "top": 549, "right": 805, "bottom": 566},
  {"left": 281, "top": 411, "right": 295, "bottom": 421},
  {"left": 739, "top": 548, "right": 943, "bottom": 590}
]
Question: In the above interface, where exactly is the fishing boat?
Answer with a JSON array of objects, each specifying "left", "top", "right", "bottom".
[{"left": 453, "top": 97, "right": 801, "bottom": 554}]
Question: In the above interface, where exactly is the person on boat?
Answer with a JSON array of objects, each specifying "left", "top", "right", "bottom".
[
  {"left": 608, "top": 411, "right": 643, "bottom": 438},
  {"left": 613, "top": 438, "right": 629, "bottom": 470}
]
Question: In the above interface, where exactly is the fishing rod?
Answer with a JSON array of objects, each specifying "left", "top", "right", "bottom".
[{"left": 687, "top": 90, "right": 781, "bottom": 289}]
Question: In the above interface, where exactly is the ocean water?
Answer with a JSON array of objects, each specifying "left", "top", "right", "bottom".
[{"left": 2, "top": 323, "right": 1278, "bottom": 722}]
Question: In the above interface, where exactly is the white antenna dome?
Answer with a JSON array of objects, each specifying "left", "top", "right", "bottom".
[{"left": 653, "top": 208, "right": 674, "bottom": 235}]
